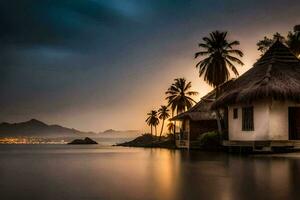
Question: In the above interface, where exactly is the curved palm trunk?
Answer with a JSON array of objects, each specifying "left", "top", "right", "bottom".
[
  {"left": 171, "top": 111, "right": 176, "bottom": 148},
  {"left": 159, "top": 119, "right": 165, "bottom": 140},
  {"left": 215, "top": 87, "right": 223, "bottom": 142},
  {"left": 216, "top": 111, "right": 222, "bottom": 139},
  {"left": 155, "top": 126, "right": 157, "bottom": 137},
  {"left": 173, "top": 110, "right": 177, "bottom": 148}
]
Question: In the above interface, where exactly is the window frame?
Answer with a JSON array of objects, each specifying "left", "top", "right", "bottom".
[{"left": 242, "top": 106, "right": 254, "bottom": 131}]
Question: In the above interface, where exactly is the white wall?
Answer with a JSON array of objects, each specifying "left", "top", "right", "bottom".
[
  {"left": 228, "top": 100, "right": 270, "bottom": 141},
  {"left": 269, "top": 101, "right": 300, "bottom": 140},
  {"left": 228, "top": 100, "right": 300, "bottom": 141}
]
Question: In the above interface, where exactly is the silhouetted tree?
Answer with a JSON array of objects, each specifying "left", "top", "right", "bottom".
[
  {"left": 195, "top": 31, "right": 244, "bottom": 88},
  {"left": 167, "top": 121, "right": 174, "bottom": 134},
  {"left": 165, "top": 78, "right": 198, "bottom": 144},
  {"left": 287, "top": 26, "right": 300, "bottom": 58},
  {"left": 145, "top": 110, "right": 159, "bottom": 136},
  {"left": 195, "top": 30, "right": 244, "bottom": 135},
  {"left": 158, "top": 105, "right": 170, "bottom": 139},
  {"left": 257, "top": 32, "right": 285, "bottom": 54},
  {"left": 257, "top": 25, "right": 300, "bottom": 58},
  {"left": 165, "top": 78, "right": 198, "bottom": 115}
]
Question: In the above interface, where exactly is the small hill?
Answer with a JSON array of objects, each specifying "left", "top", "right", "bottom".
[
  {"left": 101, "top": 129, "right": 139, "bottom": 134},
  {"left": 102, "top": 129, "right": 118, "bottom": 134},
  {"left": 116, "top": 134, "right": 175, "bottom": 148},
  {"left": 98, "top": 129, "right": 140, "bottom": 137},
  {"left": 68, "top": 137, "right": 98, "bottom": 145},
  {"left": 0, "top": 119, "right": 95, "bottom": 137}
]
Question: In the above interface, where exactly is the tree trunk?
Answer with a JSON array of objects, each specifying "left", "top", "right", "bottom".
[
  {"left": 150, "top": 125, "right": 153, "bottom": 136},
  {"left": 215, "top": 86, "right": 223, "bottom": 142},
  {"left": 172, "top": 111, "right": 176, "bottom": 148},
  {"left": 159, "top": 119, "right": 165, "bottom": 140},
  {"left": 155, "top": 126, "right": 157, "bottom": 137},
  {"left": 216, "top": 111, "right": 223, "bottom": 139}
]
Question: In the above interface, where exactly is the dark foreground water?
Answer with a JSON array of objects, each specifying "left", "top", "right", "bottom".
[{"left": 1, "top": 145, "right": 300, "bottom": 200}]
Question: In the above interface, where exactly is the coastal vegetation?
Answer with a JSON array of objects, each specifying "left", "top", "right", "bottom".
[
  {"left": 165, "top": 78, "right": 198, "bottom": 115},
  {"left": 194, "top": 30, "right": 244, "bottom": 135},
  {"left": 137, "top": 31, "right": 245, "bottom": 148},
  {"left": 145, "top": 110, "right": 159, "bottom": 136},
  {"left": 121, "top": 24, "right": 300, "bottom": 150},
  {"left": 144, "top": 78, "right": 198, "bottom": 146},
  {"left": 116, "top": 134, "right": 175, "bottom": 148},
  {"left": 257, "top": 25, "right": 300, "bottom": 57},
  {"left": 165, "top": 78, "right": 198, "bottom": 143},
  {"left": 198, "top": 131, "right": 222, "bottom": 149},
  {"left": 167, "top": 121, "right": 174, "bottom": 134},
  {"left": 194, "top": 31, "right": 244, "bottom": 88},
  {"left": 158, "top": 105, "right": 170, "bottom": 139}
]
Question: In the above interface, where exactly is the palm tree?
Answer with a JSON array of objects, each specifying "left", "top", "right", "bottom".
[
  {"left": 195, "top": 31, "right": 244, "bottom": 88},
  {"left": 158, "top": 105, "right": 170, "bottom": 139},
  {"left": 167, "top": 121, "right": 174, "bottom": 134},
  {"left": 257, "top": 33, "right": 285, "bottom": 54},
  {"left": 287, "top": 30, "right": 300, "bottom": 58},
  {"left": 165, "top": 78, "right": 198, "bottom": 144},
  {"left": 256, "top": 25, "right": 300, "bottom": 58},
  {"left": 145, "top": 110, "right": 159, "bottom": 136},
  {"left": 153, "top": 118, "right": 159, "bottom": 136},
  {"left": 165, "top": 78, "right": 198, "bottom": 115},
  {"left": 195, "top": 30, "right": 244, "bottom": 134}
]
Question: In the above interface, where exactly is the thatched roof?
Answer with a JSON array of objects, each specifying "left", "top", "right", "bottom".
[
  {"left": 212, "top": 40, "right": 300, "bottom": 109},
  {"left": 171, "top": 89, "right": 217, "bottom": 121},
  {"left": 171, "top": 79, "right": 234, "bottom": 121}
]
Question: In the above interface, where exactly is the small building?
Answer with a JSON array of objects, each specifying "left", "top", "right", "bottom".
[
  {"left": 212, "top": 40, "right": 300, "bottom": 150},
  {"left": 171, "top": 90, "right": 218, "bottom": 148}
]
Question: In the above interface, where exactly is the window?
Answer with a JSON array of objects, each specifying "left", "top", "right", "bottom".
[
  {"left": 242, "top": 107, "right": 254, "bottom": 131},
  {"left": 233, "top": 108, "right": 238, "bottom": 119}
]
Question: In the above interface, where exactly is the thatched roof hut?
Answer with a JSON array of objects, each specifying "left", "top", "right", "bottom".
[{"left": 212, "top": 40, "right": 300, "bottom": 109}]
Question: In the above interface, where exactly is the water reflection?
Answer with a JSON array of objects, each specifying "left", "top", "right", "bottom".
[{"left": 0, "top": 145, "right": 300, "bottom": 200}]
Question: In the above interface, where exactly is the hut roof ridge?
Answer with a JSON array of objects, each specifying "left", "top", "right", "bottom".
[{"left": 212, "top": 40, "right": 300, "bottom": 108}]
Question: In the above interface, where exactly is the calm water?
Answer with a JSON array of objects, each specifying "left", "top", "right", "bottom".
[{"left": 1, "top": 145, "right": 300, "bottom": 200}]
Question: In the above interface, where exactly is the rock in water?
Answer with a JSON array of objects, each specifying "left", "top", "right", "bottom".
[{"left": 68, "top": 137, "right": 98, "bottom": 145}]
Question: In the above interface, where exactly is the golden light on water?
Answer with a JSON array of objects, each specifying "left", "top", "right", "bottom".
[{"left": 150, "top": 149, "right": 178, "bottom": 200}]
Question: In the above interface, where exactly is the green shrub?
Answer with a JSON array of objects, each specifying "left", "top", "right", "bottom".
[{"left": 197, "top": 131, "right": 221, "bottom": 147}]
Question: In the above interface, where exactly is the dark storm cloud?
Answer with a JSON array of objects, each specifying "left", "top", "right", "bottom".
[
  {"left": 0, "top": 0, "right": 225, "bottom": 47},
  {"left": 1, "top": 0, "right": 297, "bottom": 49},
  {"left": 0, "top": 0, "right": 139, "bottom": 47}
]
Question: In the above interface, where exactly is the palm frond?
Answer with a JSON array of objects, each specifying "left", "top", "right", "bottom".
[
  {"left": 195, "top": 30, "right": 243, "bottom": 87},
  {"left": 226, "top": 55, "right": 244, "bottom": 66}
]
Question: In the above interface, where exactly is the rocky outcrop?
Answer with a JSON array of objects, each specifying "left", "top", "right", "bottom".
[{"left": 68, "top": 137, "right": 98, "bottom": 145}]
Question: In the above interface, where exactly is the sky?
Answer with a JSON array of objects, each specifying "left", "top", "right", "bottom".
[{"left": 0, "top": 0, "right": 300, "bottom": 132}]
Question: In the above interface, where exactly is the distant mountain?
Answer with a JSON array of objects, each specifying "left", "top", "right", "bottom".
[
  {"left": 97, "top": 129, "right": 140, "bottom": 140},
  {"left": 100, "top": 129, "right": 139, "bottom": 134},
  {"left": 102, "top": 129, "right": 118, "bottom": 134},
  {"left": 0, "top": 119, "right": 96, "bottom": 137}
]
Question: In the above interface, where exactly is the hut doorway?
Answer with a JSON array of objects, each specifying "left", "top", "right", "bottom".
[{"left": 289, "top": 107, "right": 300, "bottom": 140}]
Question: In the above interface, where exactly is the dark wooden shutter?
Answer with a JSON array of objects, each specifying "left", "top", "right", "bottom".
[{"left": 242, "top": 107, "right": 254, "bottom": 131}]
